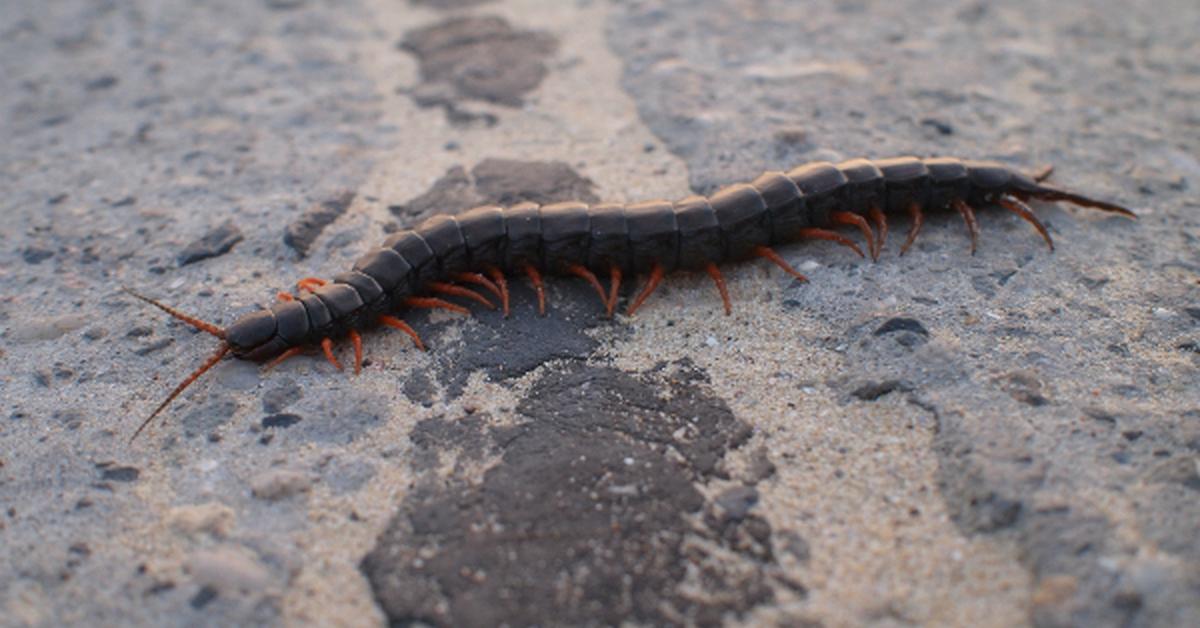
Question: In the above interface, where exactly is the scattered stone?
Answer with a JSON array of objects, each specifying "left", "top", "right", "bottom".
[
  {"left": 873, "top": 317, "right": 929, "bottom": 337},
  {"left": 261, "top": 380, "right": 302, "bottom": 413},
  {"left": 96, "top": 463, "right": 139, "bottom": 482},
  {"left": 261, "top": 413, "right": 302, "bottom": 429},
  {"left": 52, "top": 409, "right": 85, "bottom": 429},
  {"left": 22, "top": 246, "right": 54, "bottom": 264},
  {"left": 189, "top": 585, "right": 218, "bottom": 610},
  {"left": 400, "top": 16, "right": 558, "bottom": 109},
  {"left": 84, "top": 75, "right": 118, "bottom": 91},
  {"left": 1001, "top": 371, "right": 1050, "bottom": 407},
  {"left": 283, "top": 191, "right": 355, "bottom": 257},
  {"left": 177, "top": 220, "right": 243, "bottom": 266},
  {"left": 715, "top": 486, "right": 759, "bottom": 521},
  {"left": 133, "top": 337, "right": 174, "bottom": 356},
  {"left": 851, "top": 379, "right": 912, "bottom": 401},
  {"left": 920, "top": 117, "right": 955, "bottom": 135},
  {"left": 250, "top": 470, "right": 312, "bottom": 500}
]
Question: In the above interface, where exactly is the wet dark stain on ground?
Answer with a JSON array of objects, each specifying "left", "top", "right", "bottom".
[
  {"left": 362, "top": 361, "right": 784, "bottom": 627},
  {"left": 399, "top": 15, "right": 558, "bottom": 122},
  {"left": 405, "top": 278, "right": 615, "bottom": 400},
  {"left": 390, "top": 158, "right": 599, "bottom": 224}
]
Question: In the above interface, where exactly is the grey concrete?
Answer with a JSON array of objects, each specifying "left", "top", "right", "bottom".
[{"left": 1, "top": 0, "right": 1197, "bottom": 626}]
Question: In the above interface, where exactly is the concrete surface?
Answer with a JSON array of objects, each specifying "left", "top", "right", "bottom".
[{"left": 1, "top": 0, "right": 1197, "bottom": 626}]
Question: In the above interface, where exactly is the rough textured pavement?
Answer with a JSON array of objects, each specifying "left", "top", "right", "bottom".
[{"left": 2, "top": 1, "right": 1197, "bottom": 626}]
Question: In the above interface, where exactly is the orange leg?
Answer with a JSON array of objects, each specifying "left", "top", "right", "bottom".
[
  {"left": 380, "top": 315, "right": 426, "bottom": 351},
  {"left": 485, "top": 266, "right": 510, "bottom": 318},
  {"left": 607, "top": 263, "right": 622, "bottom": 318},
  {"left": 454, "top": 272, "right": 504, "bottom": 303},
  {"left": 348, "top": 330, "right": 363, "bottom": 375},
  {"left": 753, "top": 245, "right": 808, "bottom": 282},
  {"left": 868, "top": 205, "right": 888, "bottom": 255},
  {"left": 263, "top": 346, "right": 305, "bottom": 372},
  {"left": 403, "top": 297, "right": 470, "bottom": 316},
  {"left": 900, "top": 202, "right": 925, "bottom": 256},
  {"left": 797, "top": 228, "right": 866, "bottom": 259},
  {"left": 705, "top": 263, "right": 732, "bottom": 316},
  {"left": 320, "top": 338, "right": 342, "bottom": 371},
  {"left": 1032, "top": 164, "right": 1055, "bottom": 183},
  {"left": 427, "top": 281, "right": 495, "bottom": 310},
  {"left": 523, "top": 263, "right": 546, "bottom": 316},
  {"left": 297, "top": 277, "right": 328, "bottom": 293},
  {"left": 952, "top": 199, "right": 980, "bottom": 255},
  {"left": 566, "top": 264, "right": 609, "bottom": 313},
  {"left": 831, "top": 210, "right": 878, "bottom": 261},
  {"left": 626, "top": 262, "right": 665, "bottom": 316},
  {"left": 999, "top": 196, "right": 1054, "bottom": 251},
  {"left": 276, "top": 292, "right": 295, "bottom": 302}
]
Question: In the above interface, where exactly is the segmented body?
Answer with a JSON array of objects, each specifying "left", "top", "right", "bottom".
[
  {"left": 127, "top": 155, "right": 1133, "bottom": 439},
  {"left": 224, "top": 155, "right": 1128, "bottom": 361}
]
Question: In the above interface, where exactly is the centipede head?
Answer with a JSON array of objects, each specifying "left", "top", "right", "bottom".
[{"left": 123, "top": 287, "right": 231, "bottom": 442}]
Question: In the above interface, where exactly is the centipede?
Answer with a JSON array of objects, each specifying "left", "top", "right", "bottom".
[{"left": 126, "top": 156, "right": 1134, "bottom": 440}]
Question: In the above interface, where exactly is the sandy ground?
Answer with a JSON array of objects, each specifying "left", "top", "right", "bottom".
[{"left": 1, "top": 1, "right": 1197, "bottom": 627}]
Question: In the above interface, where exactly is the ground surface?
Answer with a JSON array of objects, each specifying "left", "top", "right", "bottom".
[{"left": 1, "top": 1, "right": 1197, "bottom": 626}]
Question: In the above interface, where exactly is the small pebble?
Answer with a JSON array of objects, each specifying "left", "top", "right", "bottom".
[{"left": 177, "top": 220, "right": 243, "bottom": 266}]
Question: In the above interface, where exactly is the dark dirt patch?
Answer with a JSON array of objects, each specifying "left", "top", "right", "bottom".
[
  {"left": 471, "top": 158, "right": 599, "bottom": 207},
  {"left": 362, "top": 361, "right": 783, "bottom": 627},
  {"left": 399, "top": 15, "right": 557, "bottom": 119},
  {"left": 390, "top": 158, "right": 599, "bottom": 224},
  {"left": 407, "top": 279, "right": 610, "bottom": 399},
  {"left": 283, "top": 191, "right": 356, "bottom": 257}
]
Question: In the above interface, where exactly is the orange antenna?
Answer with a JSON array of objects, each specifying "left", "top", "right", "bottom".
[
  {"left": 122, "top": 287, "right": 225, "bottom": 338},
  {"left": 124, "top": 287, "right": 232, "bottom": 441},
  {"left": 130, "top": 342, "right": 230, "bottom": 442}
]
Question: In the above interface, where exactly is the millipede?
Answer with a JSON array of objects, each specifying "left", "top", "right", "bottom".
[{"left": 126, "top": 155, "right": 1134, "bottom": 440}]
